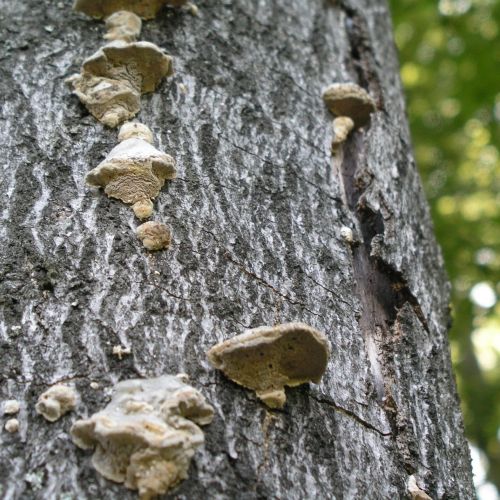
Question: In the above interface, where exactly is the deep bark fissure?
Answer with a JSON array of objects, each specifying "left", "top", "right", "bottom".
[
  {"left": 342, "top": 4, "right": 384, "bottom": 109},
  {"left": 330, "top": 3, "right": 433, "bottom": 478},
  {"left": 339, "top": 133, "right": 423, "bottom": 475}
]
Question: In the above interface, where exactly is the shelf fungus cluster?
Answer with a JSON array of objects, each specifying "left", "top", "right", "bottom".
[
  {"left": 68, "top": 1, "right": 178, "bottom": 127},
  {"left": 71, "top": 375, "right": 214, "bottom": 499},
  {"left": 67, "top": 38, "right": 173, "bottom": 128},
  {"left": 68, "top": 0, "right": 180, "bottom": 251},
  {"left": 86, "top": 121, "right": 176, "bottom": 221},
  {"left": 56, "top": 1, "right": 337, "bottom": 497},
  {"left": 322, "top": 82, "right": 376, "bottom": 151},
  {"left": 207, "top": 322, "right": 330, "bottom": 409}
]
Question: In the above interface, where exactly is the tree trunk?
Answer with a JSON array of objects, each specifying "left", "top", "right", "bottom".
[{"left": 0, "top": 0, "right": 475, "bottom": 498}]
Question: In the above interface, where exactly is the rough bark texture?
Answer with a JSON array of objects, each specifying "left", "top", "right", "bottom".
[{"left": 0, "top": 0, "right": 474, "bottom": 498}]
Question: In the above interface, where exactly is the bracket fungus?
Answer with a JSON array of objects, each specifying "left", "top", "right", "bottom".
[
  {"left": 207, "top": 322, "right": 330, "bottom": 409},
  {"left": 136, "top": 221, "right": 172, "bottom": 250},
  {"left": 86, "top": 122, "right": 176, "bottom": 219},
  {"left": 104, "top": 11, "right": 142, "bottom": 42},
  {"left": 67, "top": 40, "right": 173, "bottom": 127},
  {"left": 73, "top": 0, "right": 188, "bottom": 19},
  {"left": 35, "top": 384, "right": 77, "bottom": 422},
  {"left": 323, "top": 83, "right": 376, "bottom": 129},
  {"left": 71, "top": 375, "right": 214, "bottom": 499}
]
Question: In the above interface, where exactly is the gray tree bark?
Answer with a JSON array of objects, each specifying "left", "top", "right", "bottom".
[{"left": 0, "top": 0, "right": 475, "bottom": 498}]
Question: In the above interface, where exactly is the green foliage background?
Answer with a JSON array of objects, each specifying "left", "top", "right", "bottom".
[{"left": 390, "top": 0, "right": 500, "bottom": 491}]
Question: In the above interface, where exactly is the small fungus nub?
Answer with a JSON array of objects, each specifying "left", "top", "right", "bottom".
[
  {"left": 104, "top": 11, "right": 142, "bottom": 42},
  {"left": 3, "top": 400, "right": 20, "bottom": 415},
  {"left": 136, "top": 221, "right": 172, "bottom": 251},
  {"left": 408, "top": 475, "right": 433, "bottom": 500},
  {"left": 332, "top": 116, "right": 355, "bottom": 147},
  {"left": 118, "top": 121, "right": 154, "bottom": 144},
  {"left": 35, "top": 384, "right": 77, "bottom": 422},
  {"left": 5, "top": 418, "right": 19, "bottom": 433},
  {"left": 340, "top": 226, "right": 354, "bottom": 243},
  {"left": 113, "top": 345, "right": 132, "bottom": 359},
  {"left": 207, "top": 322, "right": 330, "bottom": 409}
]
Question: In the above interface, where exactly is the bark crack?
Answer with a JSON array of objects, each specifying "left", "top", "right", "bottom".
[
  {"left": 137, "top": 280, "right": 192, "bottom": 302},
  {"left": 201, "top": 227, "right": 322, "bottom": 317},
  {"left": 175, "top": 175, "right": 240, "bottom": 193},
  {"left": 303, "top": 272, "right": 351, "bottom": 307},
  {"left": 204, "top": 27, "right": 317, "bottom": 100},
  {"left": 210, "top": 86, "right": 325, "bottom": 157},
  {"left": 310, "top": 393, "right": 391, "bottom": 437},
  {"left": 216, "top": 132, "right": 340, "bottom": 203},
  {"left": 222, "top": 250, "right": 321, "bottom": 317},
  {"left": 254, "top": 411, "right": 277, "bottom": 488}
]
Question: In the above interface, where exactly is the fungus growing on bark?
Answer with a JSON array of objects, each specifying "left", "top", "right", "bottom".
[
  {"left": 207, "top": 322, "right": 330, "bottom": 409},
  {"left": 136, "top": 221, "right": 172, "bottom": 250},
  {"left": 86, "top": 122, "right": 176, "bottom": 219},
  {"left": 186, "top": 2, "right": 199, "bottom": 15},
  {"left": 5, "top": 419, "right": 19, "bottom": 433},
  {"left": 67, "top": 40, "right": 173, "bottom": 127},
  {"left": 113, "top": 345, "right": 132, "bottom": 359},
  {"left": 35, "top": 384, "right": 77, "bottom": 422},
  {"left": 104, "top": 11, "right": 142, "bottom": 42},
  {"left": 3, "top": 400, "right": 20, "bottom": 415},
  {"left": 339, "top": 226, "right": 354, "bottom": 244},
  {"left": 332, "top": 116, "right": 355, "bottom": 147},
  {"left": 118, "top": 121, "right": 154, "bottom": 143},
  {"left": 66, "top": 73, "right": 140, "bottom": 128},
  {"left": 322, "top": 82, "right": 376, "bottom": 128},
  {"left": 73, "top": 0, "right": 189, "bottom": 20},
  {"left": 71, "top": 375, "right": 214, "bottom": 499}
]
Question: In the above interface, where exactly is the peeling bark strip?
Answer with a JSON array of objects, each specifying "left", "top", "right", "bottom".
[{"left": 0, "top": 1, "right": 473, "bottom": 499}]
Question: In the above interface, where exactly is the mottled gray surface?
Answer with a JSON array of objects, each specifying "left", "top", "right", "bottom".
[{"left": 0, "top": 0, "right": 474, "bottom": 498}]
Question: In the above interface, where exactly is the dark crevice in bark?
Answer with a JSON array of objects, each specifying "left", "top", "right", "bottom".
[
  {"left": 139, "top": 280, "right": 192, "bottom": 302},
  {"left": 335, "top": 8, "right": 429, "bottom": 471},
  {"left": 339, "top": 134, "right": 424, "bottom": 475},
  {"left": 342, "top": 3, "right": 384, "bottom": 109}
]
